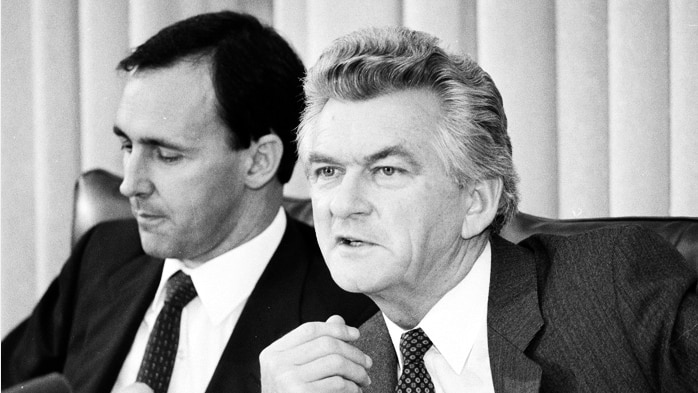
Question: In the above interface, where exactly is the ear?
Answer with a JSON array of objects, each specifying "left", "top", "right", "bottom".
[
  {"left": 461, "top": 178, "right": 503, "bottom": 239},
  {"left": 244, "top": 133, "right": 283, "bottom": 189}
]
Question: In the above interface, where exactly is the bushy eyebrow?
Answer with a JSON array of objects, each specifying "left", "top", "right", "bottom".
[
  {"left": 307, "top": 151, "right": 340, "bottom": 165},
  {"left": 113, "top": 126, "right": 187, "bottom": 151},
  {"left": 364, "top": 146, "right": 420, "bottom": 168},
  {"left": 308, "top": 145, "right": 422, "bottom": 170},
  {"left": 113, "top": 126, "right": 129, "bottom": 140}
]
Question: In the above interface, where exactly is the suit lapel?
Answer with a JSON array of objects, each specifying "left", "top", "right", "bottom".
[
  {"left": 78, "top": 252, "right": 163, "bottom": 393},
  {"left": 205, "top": 217, "right": 309, "bottom": 393},
  {"left": 355, "top": 236, "right": 545, "bottom": 393},
  {"left": 355, "top": 312, "right": 397, "bottom": 393},
  {"left": 487, "top": 235, "right": 543, "bottom": 393}
]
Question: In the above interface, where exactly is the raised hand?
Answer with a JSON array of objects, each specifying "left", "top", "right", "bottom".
[{"left": 260, "top": 315, "right": 372, "bottom": 393}]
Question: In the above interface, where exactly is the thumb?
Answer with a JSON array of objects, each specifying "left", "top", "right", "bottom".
[{"left": 325, "top": 314, "right": 346, "bottom": 325}]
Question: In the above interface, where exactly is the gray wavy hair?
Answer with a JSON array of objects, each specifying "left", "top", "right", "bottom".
[{"left": 297, "top": 26, "right": 519, "bottom": 233}]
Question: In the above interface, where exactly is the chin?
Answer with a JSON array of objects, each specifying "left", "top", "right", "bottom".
[
  {"left": 327, "top": 262, "right": 384, "bottom": 295},
  {"left": 141, "top": 244, "right": 171, "bottom": 259},
  {"left": 139, "top": 235, "right": 176, "bottom": 259},
  {"left": 329, "top": 274, "right": 363, "bottom": 293}
]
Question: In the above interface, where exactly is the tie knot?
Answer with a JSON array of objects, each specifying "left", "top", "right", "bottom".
[
  {"left": 399, "top": 328, "right": 433, "bottom": 366},
  {"left": 164, "top": 271, "right": 197, "bottom": 309}
]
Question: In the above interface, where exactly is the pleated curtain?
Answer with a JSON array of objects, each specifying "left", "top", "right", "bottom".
[{"left": 2, "top": 0, "right": 696, "bottom": 335}]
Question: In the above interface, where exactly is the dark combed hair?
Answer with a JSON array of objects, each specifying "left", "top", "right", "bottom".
[{"left": 118, "top": 11, "right": 305, "bottom": 183}]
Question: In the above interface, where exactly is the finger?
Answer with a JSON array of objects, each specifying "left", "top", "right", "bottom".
[
  {"left": 301, "top": 353, "right": 372, "bottom": 388},
  {"left": 326, "top": 314, "right": 346, "bottom": 325},
  {"left": 315, "top": 376, "right": 364, "bottom": 393},
  {"left": 289, "top": 335, "right": 372, "bottom": 369},
  {"left": 271, "top": 321, "right": 360, "bottom": 350}
]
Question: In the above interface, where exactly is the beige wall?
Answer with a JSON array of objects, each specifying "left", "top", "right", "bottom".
[{"left": 2, "top": 0, "right": 697, "bottom": 336}]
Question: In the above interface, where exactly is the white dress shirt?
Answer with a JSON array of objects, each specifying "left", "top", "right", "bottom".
[
  {"left": 112, "top": 208, "right": 286, "bottom": 393},
  {"left": 384, "top": 242, "right": 494, "bottom": 393}
]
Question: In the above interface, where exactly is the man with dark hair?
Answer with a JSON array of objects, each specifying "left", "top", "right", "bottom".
[
  {"left": 260, "top": 26, "right": 698, "bottom": 392},
  {"left": 2, "top": 11, "right": 375, "bottom": 393}
]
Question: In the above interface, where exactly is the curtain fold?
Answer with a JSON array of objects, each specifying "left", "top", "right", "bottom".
[
  {"left": 2, "top": 0, "right": 697, "bottom": 336},
  {"left": 609, "top": 0, "right": 671, "bottom": 216}
]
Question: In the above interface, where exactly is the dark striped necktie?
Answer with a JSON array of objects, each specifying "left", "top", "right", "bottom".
[{"left": 136, "top": 270, "right": 198, "bottom": 393}]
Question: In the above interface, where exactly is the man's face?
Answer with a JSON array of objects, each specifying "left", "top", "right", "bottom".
[
  {"left": 114, "top": 63, "right": 250, "bottom": 262},
  {"left": 304, "top": 89, "right": 471, "bottom": 300}
]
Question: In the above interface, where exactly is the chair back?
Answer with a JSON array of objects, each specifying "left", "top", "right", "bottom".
[
  {"left": 73, "top": 169, "right": 698, "bottom": 273},
  {"left": 501, "top": 212, "right": 698, "bottom": 273}
]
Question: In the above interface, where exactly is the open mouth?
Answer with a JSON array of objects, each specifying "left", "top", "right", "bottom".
[{"left": 337, "top": 237, "right": 370, "bottom": 247}]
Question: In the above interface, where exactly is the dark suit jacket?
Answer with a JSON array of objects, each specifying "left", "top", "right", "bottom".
[
  {"left": 2, "top": 216, "right": 377, "bottom": 392},
  {"left": 356, "top": 225, "right": 698, "bottom": 392}
]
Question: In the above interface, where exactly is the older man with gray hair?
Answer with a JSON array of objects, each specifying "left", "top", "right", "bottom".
[{"left": 260, "top": 26, "right": 698, "bottom": 392}]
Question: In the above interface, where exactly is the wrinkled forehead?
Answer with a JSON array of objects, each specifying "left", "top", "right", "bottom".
[{"left": 301, "top": 90, "right": 446, "bottom": 171}]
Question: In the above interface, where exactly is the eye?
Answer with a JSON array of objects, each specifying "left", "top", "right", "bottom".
[
  {"left": 308, "top": 165, "right": 344, "bottom": 184},
  {"left": 156, "top": 148, "right": 183, "bottom": 163},
  {"left": 380, "top": 167, "right": 396, "bottom": 176},
  {"left": 119, "top": 141, "right": 132, "bottom": 153},
  {"left": 375, "top": 166, "right": 404, "bottom": 177},
  {"left": 372, "top": 165, "right": 409, "bottom": 187},
  {"left": 316, "top": 166, "right": 336, "bottom": 178}
]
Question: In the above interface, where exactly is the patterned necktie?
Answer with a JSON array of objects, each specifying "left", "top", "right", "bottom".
[
  {"left": 136, "top": 271, "right": 198, "bottom": 393},
  {"left": 395, "top": 328, "right": 434, "bottom": 393}
]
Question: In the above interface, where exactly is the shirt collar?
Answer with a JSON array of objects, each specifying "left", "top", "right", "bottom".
[
  {"left": 154, "top": 208, "right": 287, "bottom": 325},
  {"left": 384, "top": 241, "right": 492, "bottom": 373}
]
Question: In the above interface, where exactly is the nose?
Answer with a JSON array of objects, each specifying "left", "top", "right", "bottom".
[
  {"left": 119, "top": 150, "right": 154, "bottom": 198},
  {"left": 328, "top": 173, "right": 372, "bottom": 219}
]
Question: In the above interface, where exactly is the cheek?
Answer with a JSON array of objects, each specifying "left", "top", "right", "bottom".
[
  {"left": 167, "top": 186, "right": 208, "bottom": 220},
  {"left": 314, "top": 226, "right": 334, "bottom": 259},
  {"left": 310, "top": 193, "right": 332, "bottom": 227},
  {"left": 386, "top": 199, "right": 447, "bottom": 257},
  {"left": 197, "top": 163, "right": 241, "bottom": 199}
]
